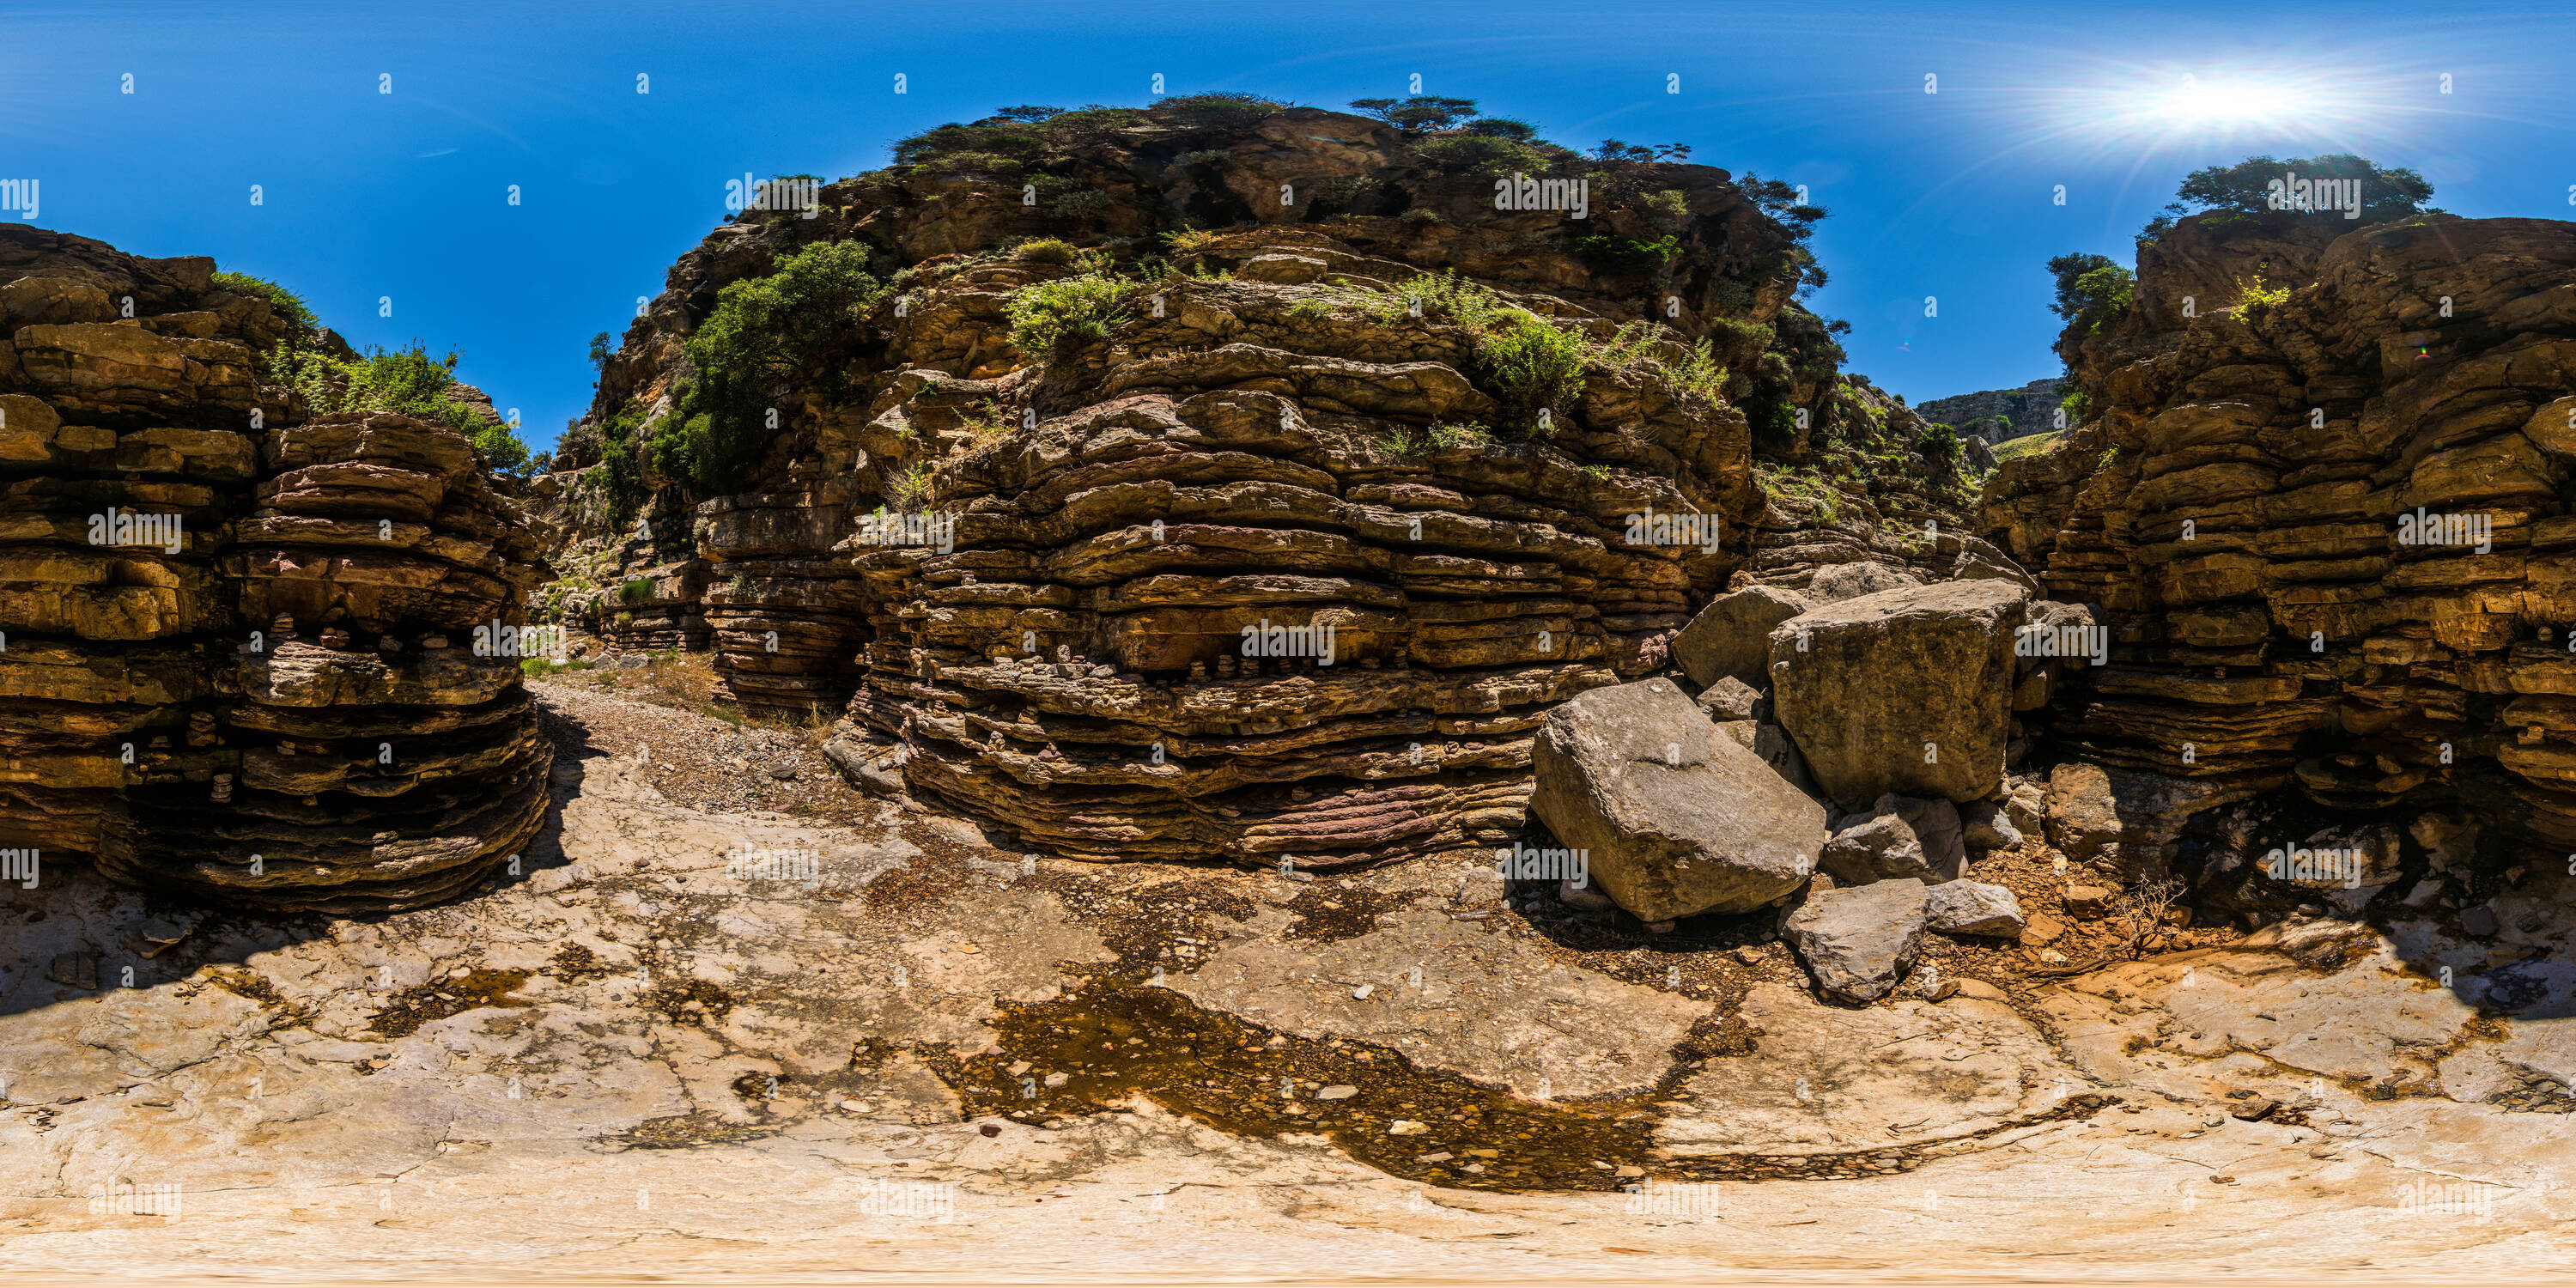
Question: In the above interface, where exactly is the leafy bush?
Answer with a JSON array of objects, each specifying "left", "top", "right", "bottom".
[
  {"left": 2233, "top": 273, "right": 2293, "bottom": 319},
  {"left": 1568, "top": 233, "right": 1680, "bottom": 276},
  {"left": 1463, "top": 118, "right": 1540, "bottom": 142},
  {"left": 1915, "top": 422, "right": 1962, "bottom": 464},
  {"left": 1473, "top": 312, "right": 1586, "bottom": 434},
  {"left": 1642, "top": 189, "right": 1690, "bottom": 229},
  {"left": 1415, "top": 135, "right": 1558, "bottom": 178},
  {"left": 211, "top": 270, "right": 320, "bottom": 342},
  {"left": 619, "top": 577, "right": 654, "bottom": 602},
  {"left": 2142, "top": 152, "right": 2435, "bottom": 240},
  {"left": 1151, "top": 93, "right": 1287, "bottom": 131},
  {"left": 1014, "top": 238, "right": 1081, "bottom": 265},
  {"left": 661, "top": 240, "right": 888, "bottom": 493},
  {"left": 1397, "top": 271, "right": 1507, "bottom": 331},
  {"left": 1348, "top": 95, "right": 1479, "bottom": 135},
  {"left": 2060, "top": 386, "right": 2094, "bottom": 425},
  {"left": 1399, "top": 208, "right": 1443, "bottom": 225},
  {"left": 1005, "top": 273, "right": 1130, "bottom": 355},
  {"left": 2047, "top": 252, "right": 2135, "bottom": 335},
  {"left": 263, "top": 338, "right": 535, "bottom": 475}
]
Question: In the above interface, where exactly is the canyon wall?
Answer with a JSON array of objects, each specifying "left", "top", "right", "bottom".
[
  {"left": 0, "top": 226, "right": 554, "bottom": 912},
  {"left": 538, "top": 100, "right": 1984, "bottom": 866},
  {"left": 1982, "top": 211, "right": 2576, "bottom": 877}
]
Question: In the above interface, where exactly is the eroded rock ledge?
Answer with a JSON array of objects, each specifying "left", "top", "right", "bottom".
[
  {"left": 1981, "top": 214, "right": 2576, "bottom": 861},
  {"left": 0, "top": 225, "right": 552, "bottom": 912}
]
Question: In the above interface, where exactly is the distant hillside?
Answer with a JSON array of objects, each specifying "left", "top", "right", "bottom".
[{"left": 1916, "top": 376, "right": 2062, "bottom": 442}]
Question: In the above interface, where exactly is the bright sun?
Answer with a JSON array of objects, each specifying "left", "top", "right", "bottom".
[{"left": 2149, "top": 76, "right": 2305, "bottom": 125}]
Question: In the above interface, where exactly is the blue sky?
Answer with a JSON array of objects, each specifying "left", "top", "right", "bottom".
[{"left": 3, "top": 1, "right": 2569, "bottom": 452}]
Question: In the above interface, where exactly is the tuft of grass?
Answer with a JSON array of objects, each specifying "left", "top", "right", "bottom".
[{"left": 1005, "top": 273, "right": 1130, "bottom": 355}]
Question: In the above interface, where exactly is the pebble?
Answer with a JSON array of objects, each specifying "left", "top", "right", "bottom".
[{"left": 1352, "top": 984, "right": 1375, "bottom": 999}]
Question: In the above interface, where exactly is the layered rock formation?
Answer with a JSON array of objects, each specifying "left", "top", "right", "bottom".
[
  {"left": 1915, "top": 376, "right": 2064, "bottom": 444},
  {"left": 1982, "top": 212, "right": 2576, "bottom": 874},
  {"left": 538, "top": 98, "right": 1980, "bottom": 867},
  {"left": 0, "top": 225, "right": 552, "bottom": 912}
]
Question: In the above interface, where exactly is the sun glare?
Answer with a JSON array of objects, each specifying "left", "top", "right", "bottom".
[{"left": 2147, "top": 75, "right": 2305, "bottom": 125}]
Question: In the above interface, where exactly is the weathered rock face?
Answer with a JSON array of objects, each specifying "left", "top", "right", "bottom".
[
  {"left": 1529, "top": 678, "right": 1826, "bottom": 921},
  {"left": 534, "top": 99, "right": 1978, "bottom": 869},
  {"left": 1982, "top": 214, "right": 2576, "bottom": 866},
  {"left": 1914, "top": 376, "right": 2065, "bottom": 444},
  {"left": 0, "top": 226, "right": 551, "bottom": 912},
  {"left": 1767, "top": 579, "right": 2029, "bottom": 808}
]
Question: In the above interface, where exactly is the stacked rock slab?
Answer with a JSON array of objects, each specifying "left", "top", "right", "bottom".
[
  {"left": 849, "top": 277, "right": 1755, "bottom": 866},
  {"left": 0, "top": 225, "right": 552, "bottom": 912},
  {"left": 1979, "top": 215, "right": 2576, "bottom": 859}
]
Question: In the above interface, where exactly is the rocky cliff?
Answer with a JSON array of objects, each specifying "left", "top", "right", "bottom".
[
  {"left": 0, "top": 225, "right": 554, "bottom": 912},
  {"left": 1915, "top": 376, "right": 2064, "bottom": 444},
  {"left": 537, "top": 97, "right": 1984, "bottom": 868},
  {"left": 1982, "top": 211, "right": 2576, "bottom": 896}
]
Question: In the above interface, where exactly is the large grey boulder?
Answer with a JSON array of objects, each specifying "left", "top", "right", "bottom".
[
  {"left": 1531, "top": 678, "right": 1828, "bottom": 923},
  {"left": 1820, "top": 793, "right": 1964, "bottom": 885},
  {"left": 1768, "top": 579, "right": 2029, "bottom": 807},
  {"left": 1671, "top": 585, "right": 1808, "bottom": 687},
  {"left": 1925, "top": 879, "right": 2026, "bottom": 936},
  {"left": 1782, "top": 878, "right": 1929, "bottom": 1003},
  {"left": 1695, "top": 674, "right": 1763, "bottom": 721},
  {"left": 1806, "top": 561, "right": 1922, "bottom": 604}
]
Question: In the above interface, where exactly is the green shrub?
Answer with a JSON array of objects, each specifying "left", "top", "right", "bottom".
[
  {"left": 1568, "top": 234, "right": 1680, "bottom": 276},
  {"left": 2141, "top": 152, "right": 2435, "bottom": 240},
  {"left": 2047, "top": 253, "right": 2135, "bottom": 335},
  {"left": 664, "top": 240, "right": 888, "bottom": 494},
  {"left": 212, "top": 270, "right": 320, "bottom": 342},
  {"left": 1473, "top": 312, "right": 1586, "bottom": 434},
  {"left": 1014, "top": 238, "right": 1081, "bottom": 265},
  {"left": 2060, "top": 386, "right": 2094, "bottom": 425},
  {"left": 1415, "top": 135, "right": 1558, "bottom": 178},
  {"left": 620, "top": 577, "right": 654, "bottom": 602},
  {"left": 1915, "top": 422, "right": 1963, "bottom": 464},
  {"left": 1348, "top": 95, "right": 1480, "bottom": 135},
  {"left": 1397, "top": 271, "right": 1507, "bottom": 331},
  {"left": 2233, "top": 273, "right": 2293, "bottom": 319},
  {"left": 263, "top": 338, "right": 535, "bottom": 475},
  {"left": 1005, "top": 273, "right": 1130, "bottom": 355}
]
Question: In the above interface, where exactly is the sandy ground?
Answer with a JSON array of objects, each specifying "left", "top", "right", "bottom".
[{"left": 1, "top": 681, "right": 2569, "bottom": 1285}]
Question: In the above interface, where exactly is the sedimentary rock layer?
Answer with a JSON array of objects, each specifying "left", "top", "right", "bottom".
[
  {"left": 0, "top": 225, "right": 552, "bottom": 912},
  {"left": 1981, "top": 214, "right": 2576, "bottom": 857}
]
